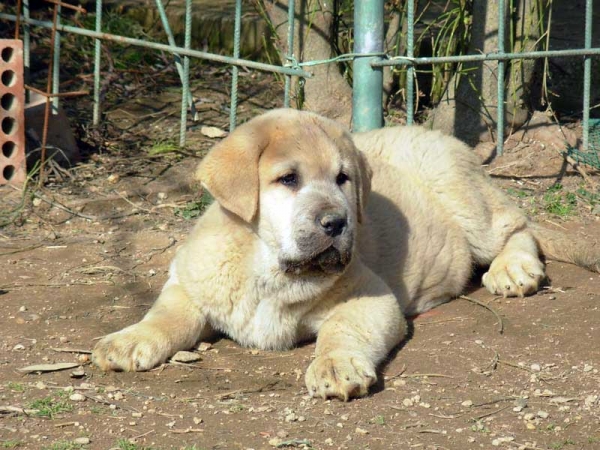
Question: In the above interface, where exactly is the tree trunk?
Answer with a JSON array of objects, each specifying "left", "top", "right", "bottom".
[{"left": 256, "top": 0, "right": 353, "bottom": 126}]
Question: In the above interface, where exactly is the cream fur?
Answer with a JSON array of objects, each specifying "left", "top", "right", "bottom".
[{"left": 93, "top": 109, "right": 567, "bottom": 400}]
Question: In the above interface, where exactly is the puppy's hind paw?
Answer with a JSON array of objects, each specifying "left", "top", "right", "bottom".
[{"left": 483, "top": 251, "right": 545, "bottom": 297}]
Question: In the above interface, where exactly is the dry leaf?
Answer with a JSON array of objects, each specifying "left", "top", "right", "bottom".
[
  {"left": 200, "top": 126, "right": 227, "bottom": 138},
  {"left": 19, "top": 362, "right": 80, "bottom": 373}
]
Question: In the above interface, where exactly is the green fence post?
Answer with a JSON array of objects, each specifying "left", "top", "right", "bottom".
[{"left": 352, "top": 0, "right": 384, "bottom": 132}]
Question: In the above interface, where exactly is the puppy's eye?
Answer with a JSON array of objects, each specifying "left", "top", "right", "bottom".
[
  {"left": 336, "top": 172, "right": 350, "bottom": 185},
  {"left": 278, "top": 173, "right": 298, "bottom": 187}
]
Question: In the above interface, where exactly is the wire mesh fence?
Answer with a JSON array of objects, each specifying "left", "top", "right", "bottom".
[{"left": 1, "top": 0, "right": 598, "bottom": 167}]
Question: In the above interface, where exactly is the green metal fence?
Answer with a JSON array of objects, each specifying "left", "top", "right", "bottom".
[{"left": 1, "top": 0, "right": 598, "bottom": 160}]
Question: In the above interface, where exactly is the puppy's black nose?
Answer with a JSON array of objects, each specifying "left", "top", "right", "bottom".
[{"left": 318, "top": 212, "right": 347, "bottom": 237}]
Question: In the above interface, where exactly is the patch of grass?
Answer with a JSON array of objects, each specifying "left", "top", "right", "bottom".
[
  {"left": 577, "top": 186, "right": 600, "bottom": 206},
  {"left": 228, "top": 403, "right": 245, "bottom": 413},
  {"left": 550, "top": 439, "right": 577, "bottom": 449},
  {"left": 506, "top": 187, "right": 531, "bottom": 198},
  {"left": 6, "top": 382, "right": 25, "bottom": 392},
  {"left": 174, "top": 191, "right": 214, "bottom": 220},
  {"left": 29, "top": 396, "right": 73, "bottom": 419},
  {"left": 542, "top": 184, "right": 577, "bottom": 217},
  {"left": 370, "top": 415, "right": 386, "bottom": 425},
  {"left": 2, "top": 441, "right": 25, "bottom": 449},
  {"left": 147, "top": 139, "right": 180, "bottom": 156},
  {"left": 116, "top": 439, "right": 157, "bottom": 450},
  {"left": 42, "top": 441, "right": 85, "bottom": 450}
]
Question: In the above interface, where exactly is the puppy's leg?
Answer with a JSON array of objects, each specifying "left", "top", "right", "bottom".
[
  {"left": 305, "top": 267, "right": 406, "bottom": 401},
  {"left": 93, "top": 283, "right": 209, "bottom": 371},
  {"left": 482, "top": 229, "right": 546, "bottom": 297}
]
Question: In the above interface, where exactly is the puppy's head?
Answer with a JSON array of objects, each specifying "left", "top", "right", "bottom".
[{"left": 197, "top": 109, "right": 371, "bottom": 275}]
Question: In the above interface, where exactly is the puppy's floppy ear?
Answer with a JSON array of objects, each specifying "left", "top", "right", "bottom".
[
  {"left": 196, "top": 123, "right": 269, "bottom": 223},
  {"left": 355, "top": 150, "right": 373, "bottom": 223}
]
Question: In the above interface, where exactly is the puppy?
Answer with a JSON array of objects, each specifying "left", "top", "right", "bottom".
[{"left": 93, "top": 109, "right": 599, "bottom": 400}]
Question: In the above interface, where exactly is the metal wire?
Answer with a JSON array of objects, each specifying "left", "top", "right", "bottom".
[
  {"left": 229, "top": 0, "right": 242, "bottom": 131},
  {"left": 154, "top": 0, "right": 195, "bottom": 118},
  {"left": 283, "top": 0, "right": 295, "bottom": 108},
  {"left": 582, "top": 0, "right": 593, "bottom": 152},
  {"left": 406, "top": 0, "right": 415, "bottom": 125},
  {"left": 496, "top": 0, "right": 505, "bottom": 155},
  {"left": 92, "top": 0, "right": 102, "bottom": 126},
  {"left": 0, "top": 13, "right": 312, "bottom": 78},
  {"left": 23, "top": 0, "right": 30, "bottom": 103},
  {"left": 51, "top": 3, "right": 61, "bottom": 115},
  {"left": 179, "top": 0, "right": 192, "bottom": 147}
]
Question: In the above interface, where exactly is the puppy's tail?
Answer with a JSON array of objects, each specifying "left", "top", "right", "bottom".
[{"left": 529, "top": 222, "right": 600, "bottom": 273}]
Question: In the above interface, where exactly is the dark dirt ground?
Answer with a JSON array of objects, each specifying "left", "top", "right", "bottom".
[{"left": 1, "top": 3, "right": 600, "bottom": 449}]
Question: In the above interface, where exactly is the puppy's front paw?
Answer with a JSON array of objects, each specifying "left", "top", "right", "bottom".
[
  {"left": 305, "top": 351, "right": 376, "bottom": 401},
  {"left": 93, "top": 323, "right": 171, "bottom": 372},
  {"left": 483, "top": 251, "right": 545, "bottom": 297}
]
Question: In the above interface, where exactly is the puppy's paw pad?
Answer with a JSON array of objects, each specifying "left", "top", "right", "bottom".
[
  {"left": 92, "top": 324, "right": 169, "bottom": 372},
  {"left": 305, "top": 352, "right": 376, "bottom": 401},
  {"left": 483, "top": 252, "right": 545, "bottom": 297}
]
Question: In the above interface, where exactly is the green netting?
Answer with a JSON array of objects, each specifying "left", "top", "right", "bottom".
[{"left": 567, "top": 119, "right": 600, "bottom": 169}]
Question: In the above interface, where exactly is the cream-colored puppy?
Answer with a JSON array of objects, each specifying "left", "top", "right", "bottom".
[{"left": 93, "top": 109, "right": 598, "bottom": 400}]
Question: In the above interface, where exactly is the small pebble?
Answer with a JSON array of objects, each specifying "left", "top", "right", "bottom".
[
  {"left": 523, "top": 413, "right": 535, "bottom": 421},
  {"left": 526, "top": 422, "right": 536, "bottom": 430},
  {"left": 285, "top": 413, "right": 298, "bottom": 422},
  {"left": 19, "top": 306, "right": 27, "bottom": 312},
  {"left": 73, "top": 437, "right": 90, "bottom": 445},
  {"left": 59, "top": 336, "right": 69, "bottom": 344},
  {"left": 70, "top": 368, "right": 86, "bottom": 378},
  {"left": 537, "top": 410, "right": 549, "bottom": 419},
  {"left": 171, "top": 351, "right": 201, "bottom": 363},
  {"left": 69, "top": 393, "right": 86, "bottom": 402},
  {"left": 132, "top": 412, "right": 143, "bottom": 418},
  {"left": 355, "top": 427, "right": 369, "bottom": 435},
  {"left": 461, "top": 400, "right": 473, "bottom": 407},
  {"left": 530, "top": 363, "right": 541, "bottom": 372},
  {"left": 197, "top": 342, "right": 212, "bottom": 352}
]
